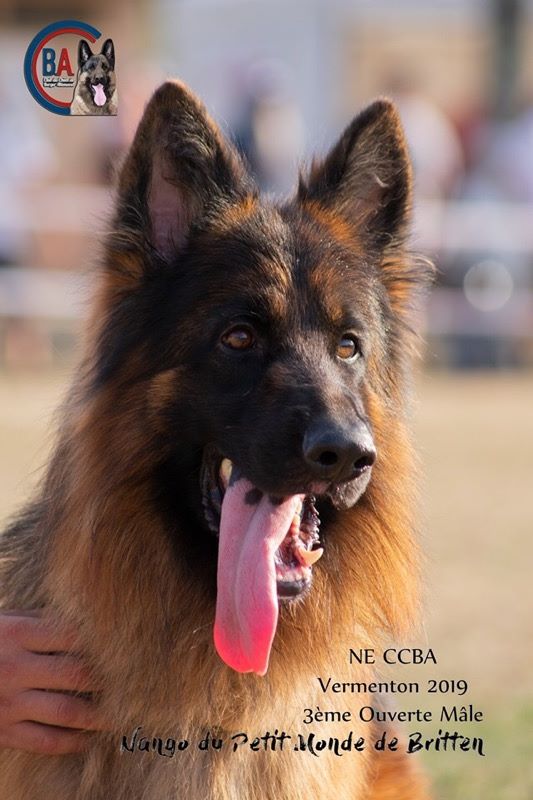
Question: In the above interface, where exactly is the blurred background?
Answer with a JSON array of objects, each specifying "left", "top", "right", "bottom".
[{"left": 0, "top": 1, "right": 532, "bottom": 797}]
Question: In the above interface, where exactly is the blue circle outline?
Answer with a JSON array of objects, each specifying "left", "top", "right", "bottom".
[{"left": 24, "top": 20, "right": 101, "bottom": 115}]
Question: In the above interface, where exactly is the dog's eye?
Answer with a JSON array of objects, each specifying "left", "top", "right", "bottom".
[
  {"left": 221, "top": 325, "right": 255, "bottom": 351},
  {"left": 336, "top": 334, "right": 360, "bottom": 361}
]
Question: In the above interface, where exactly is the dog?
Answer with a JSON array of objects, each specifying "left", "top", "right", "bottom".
[
  {"left": 0, "top": 81, "right": 433, "bottom": 799},
  {"left": 70, "top": 38, "right": 117, "bottom": 116}
]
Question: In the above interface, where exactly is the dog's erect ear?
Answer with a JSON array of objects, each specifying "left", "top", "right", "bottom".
[
  {"left": 114, "top": 81, "right": 254, "bottom": 263},
  {"left": 101, "top": 39, "right": 114, "bottom": 70},
  {"left": 298, "top": 100, "right": 433, "bottom": 321},
  {"left": 298, "top": 99, "right": 412, "bottom": 250},
  {"left": 78, "top": 40, "right": 93, "bottom": 69}
]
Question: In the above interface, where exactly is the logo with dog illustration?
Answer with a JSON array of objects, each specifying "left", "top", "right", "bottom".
[{"left": 24, "top": 20, "right": 117, "bottom": 116}]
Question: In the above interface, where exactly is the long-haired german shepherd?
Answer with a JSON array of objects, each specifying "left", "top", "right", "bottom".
[{"left": 0, "top": 81, "right": 432, "bottom": 798}]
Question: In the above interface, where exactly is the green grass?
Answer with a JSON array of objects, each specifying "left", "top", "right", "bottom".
[{"left": 423, "top": 701, "right": 533, "bottom": 800}]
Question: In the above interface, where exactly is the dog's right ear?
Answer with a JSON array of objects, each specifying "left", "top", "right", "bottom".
[
  {"left": 113, "top": 81, "right": 254, "bottom": 267},
  {"left": 78, "top": 40, "right": 93, "bottom": 69}
]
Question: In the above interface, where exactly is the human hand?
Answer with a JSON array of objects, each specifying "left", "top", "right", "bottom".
[{"left": 0, "top": 611, "right": 102, "bottom": 754}]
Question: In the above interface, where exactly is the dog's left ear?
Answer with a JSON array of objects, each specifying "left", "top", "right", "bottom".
[
  {"left": 298, "top": 99, "right": 412, "bottom": 251},
  {"left": 298, "top": 100, "right": 434, "bottom": 316},
  {"left": 101, "top": 39, "right": 114, "bottom": 70},
  {"left": 112, "top": 80, "right": 253, "bottom": 269}
]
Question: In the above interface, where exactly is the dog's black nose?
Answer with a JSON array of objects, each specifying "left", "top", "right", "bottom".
[{"left": 303, "top": 419, "right": 376, "bottom": 481}]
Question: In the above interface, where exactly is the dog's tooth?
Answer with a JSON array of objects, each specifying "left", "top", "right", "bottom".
[
  {"left": 219, "top": 458, "right": 233, "bottom": 489},
  {"left": 298, "top": 547, "right": 324, "bottom": 566},
  {"left": 289, "top": 499, "right": 304, "bottom": 530}
]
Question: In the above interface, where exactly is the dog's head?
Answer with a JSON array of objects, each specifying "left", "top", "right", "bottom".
[
  {"left": 77, "top": 39, "right": 115, "bottom": 108},
  {"left": 97, "top": 82, "right": 431, "bottom": 674}
]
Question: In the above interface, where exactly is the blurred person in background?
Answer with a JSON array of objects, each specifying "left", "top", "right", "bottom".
[
  {"left": 384, "top": 69, "right": 465, "bottom": 200},
  {"left": 0, "top": 75, "right": 57, "bottom": 266},
  {"left": 467, "top": 96, "right": 533, "bottom": 203},
  {"left": 0, "top": 72, "right": 58, "bottom": 365},
  {"left": 233, "top": 60, "right": 305, "bottom": 195}
]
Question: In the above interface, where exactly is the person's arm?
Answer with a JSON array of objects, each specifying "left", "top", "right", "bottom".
[{"left": 0, "top": 611, "right": 103, "bottom": 754}]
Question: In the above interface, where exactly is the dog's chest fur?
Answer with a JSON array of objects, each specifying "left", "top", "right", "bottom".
[{"left": 70, "top": 88, "right": 117, "bottom": 115}]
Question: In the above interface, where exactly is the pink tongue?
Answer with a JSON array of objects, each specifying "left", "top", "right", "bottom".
[
  {"left": 93, "top": 84, "right": 106, "bottom": 107},
  {"left": 214, "top": 479, "right": 302, "bottom": 675}
]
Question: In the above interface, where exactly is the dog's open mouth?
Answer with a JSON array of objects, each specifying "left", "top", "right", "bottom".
[
  {"left": 90, "top": 83, "right": 107, "bottom": 107},
  {"left": 200, "top": 448, "right": 323, "bottom": 675},
  {"left": 202, "top": 457, "right": 323, "bottom": 595}
]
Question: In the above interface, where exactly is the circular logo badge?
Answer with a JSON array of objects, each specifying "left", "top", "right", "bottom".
[{"left": 24, "top": 20, "right": 101, "bottom": 115}]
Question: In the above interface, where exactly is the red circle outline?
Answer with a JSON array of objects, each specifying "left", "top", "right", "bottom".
[{"left": 31, "top": 27, "right": 98, "bottom": 108}]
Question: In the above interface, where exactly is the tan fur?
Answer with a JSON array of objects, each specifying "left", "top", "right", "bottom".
[
  {"left": 70, "top": 87, "right": 118, "bottom": 116},
  {"left": 0, "top": 370, "right": 428, "bottom": 799},
  {"left": 0, "top": 81, "right": 431, "bottom": 799}
]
